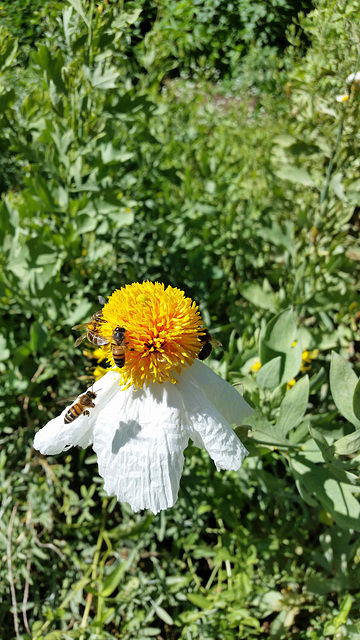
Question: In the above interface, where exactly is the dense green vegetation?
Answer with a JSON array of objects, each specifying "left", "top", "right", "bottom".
[{"left": 1, "top": 0, "right": 360, "bottom": 638}]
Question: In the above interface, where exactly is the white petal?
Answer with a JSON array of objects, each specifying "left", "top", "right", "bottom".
[
  {"left": 335, "top": 94, "right": 349, "bottom": 103},
  {"left": 346, "top": 71, "right": 360, "bottom": 84},
  {"left": 186, "top": 359, "right": 253, "bottom": 425},
  {"left": 33, "top": 371, "right": 122, "bottom": 455},
  {"left": 177, "top": 373, "right": 249, "bottom": 471},
  {"left": 93, "top": 383, "right": 189, "bottom": 514}
]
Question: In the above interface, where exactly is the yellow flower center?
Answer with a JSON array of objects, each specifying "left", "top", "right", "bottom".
[{"left": 98, "top": 281, "right": 204, "bottom": 388}]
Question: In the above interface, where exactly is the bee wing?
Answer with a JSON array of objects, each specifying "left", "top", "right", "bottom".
[
  {"left": 210, "top": 338, "right": 223, "bottom": 348},
  {"left": 72, "top": 323, "right": 89, "bottom": 331},
  {"left": 94, "top": 336, "right": 111, "bottom": 346},
  {"left": 74, "top": 334, "right": 87, "bottom": 347},
  {"left": 98, "top": 295, "right": 106, "bottom": 305},
  {"left": 56, "top": 396, "right": 79, "bottom": 406}
]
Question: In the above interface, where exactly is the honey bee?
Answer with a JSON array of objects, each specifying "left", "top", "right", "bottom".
[
  {"left": 198, "top": 329, "right": 222, "bottom": 361},
  {"left": 72, "top": 307, "right": 109, "bottom": 347},
  {"left": 64, "top": 390, "right": 97, "bottom": 424},
  {"left": 111, "top": 326, "right": 126, "bottom": 368}
]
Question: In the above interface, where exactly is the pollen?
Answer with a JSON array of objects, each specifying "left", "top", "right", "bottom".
[{"left": 98, "top": 281, "right": 204, "bottom": 388}]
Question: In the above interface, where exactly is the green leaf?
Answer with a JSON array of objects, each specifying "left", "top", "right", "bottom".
[
  {"left": 261, "top": 308, "right": 298, "bottom": 354},
  {"left": 240, "top": 279, "right": 278, "bottom": 313},
  {"left": 0, "top": 37, "right": 18, "bottom": 70},
  {"left": 256, "top": 356, "right": 282, "bottom": 390},
  {"left": 330, "top": 173, "right": 346, "bottom": 200},
  {"left": 334, "top": 430, "right": 360, "bottom": 456},
  {"left": 112, "top": 9, "right": 142, "bottom": 28},
  {"left": 30, "top": 321, "right": 48, "bottom": 354},
  {"left": 187, "top": 593, "right": 212, "bottom": 610},
  {"left": 258, "top": 309, "right": 303, "bottom": 387},
  {"left": 100, "top": 548, "right": 138, "bottom": 597},
  {"left": 0, "top": 335, "right": 10, "bottom": 362},
  {"left": 330, "top": 352, "right": 360, "bottom": 428},
  {"left": 67, "top": 0, "right": 89, "bottom": 27},
  {"left": 150, "top": 600, "right": 174, "bottom": 625},
  {"left": 90, "top": 64, "right": 120, "bottom": 89},
  {"left": 100, "top": 144, "right": 134, "bottom": 164},
  {"left": 290, "top": 455, "right": 360, "bottom": 531},
  {"left": 63, "top": 6, "right": 73, "bottom": 47},
  {"left": 309, "top": 427, "right": 334, "bottom": 465},
  {"left": 257, "top": 222, "right": 294, "bottom": 255},
  {"left": 74, "top": 213, "right": 99, "bottom": 235},
  {"left": 276, "top": 376, "right": 309, "bottom": 438},
  {"left": 246, "top": 408, "right": 287, "bottom": 445},
  {"left": 274, "top": 164, "right": 316, "bottom": 187},
  {"left": 0, "top": 89, "right": 15, "bottom": 112},
  {"left": 353, "top": 378, "right": 360, "bottom": 421}
]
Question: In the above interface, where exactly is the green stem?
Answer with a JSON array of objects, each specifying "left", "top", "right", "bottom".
[
  {"left": 81, "top": 498, "right": 108, "bottom": 631},
  {"left": 250, "top": 439, "right": 304, "bottom": 451},
  {"left": 319, "top": 117, "right": 344, "bottom": 207}
]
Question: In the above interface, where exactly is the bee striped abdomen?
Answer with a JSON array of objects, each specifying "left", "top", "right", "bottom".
[
  {"left": 197, "top": 328, "right": 222, "bottom": 361},
  {"left": 198, "top": 341, "right": 213, "bottom": 361},
  {"left": 63, "top": 390, "right": 97, "bottom": 424},
  {"left": 111, "top": 327, "right": 126, "bottom": 368},
  {"left": 64, "top": 403, "right": 83, "bottom": 423}
]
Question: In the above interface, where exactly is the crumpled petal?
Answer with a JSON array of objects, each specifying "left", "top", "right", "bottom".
[
  {"left": 33, "top": 372, "right": 121, "bottom": 455},
  {"left": 93, "top": 383, "right": 189, "bottom": 513},
  {"left": 177, "top": 372, "right": 249, "bottom": 471},
  {"left": 185, "top": 359, "right": 253, "bottom": 425},
  {"left": 33, "top": 362, "right": 252, "bottom": 514}
]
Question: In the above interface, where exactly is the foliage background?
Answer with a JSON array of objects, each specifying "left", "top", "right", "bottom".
[{"left": 1, "top": 0, "right": 360, "bottom": 638}]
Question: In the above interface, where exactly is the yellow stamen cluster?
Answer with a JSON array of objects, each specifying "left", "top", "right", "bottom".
[{"left": 98, "top": 281, "right": 205, "bottom": 388}]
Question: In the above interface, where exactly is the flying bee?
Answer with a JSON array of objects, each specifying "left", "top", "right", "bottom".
[
  {"left": 72, "top": 309, "right": 110, "bottom": 348},
  {"left": 64, "top": 390, "right": 97, "bottom": 424},
  {"left": 198, "top": 329, "right": 223, "bottom": 361},
  {"left": 111, "top": 326, "right": 127, "bottom": 368}
]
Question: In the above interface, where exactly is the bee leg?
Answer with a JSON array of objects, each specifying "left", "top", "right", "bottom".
[{"left": 82, "top": 410, "right": 90, "bottom": 417}]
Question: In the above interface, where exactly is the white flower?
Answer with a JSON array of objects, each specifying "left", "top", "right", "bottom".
[
  {"left": 335, "top": 93, "right": 349, "bottom": 103},
  {"left": 34, "top": 360, "right": 252, "bottom": 514},
  {"left": 34, "top": 281, "right": 252, "bottom": 514},
  {"left": 346, "top": 71, "right": 360, "bottom": 86}
]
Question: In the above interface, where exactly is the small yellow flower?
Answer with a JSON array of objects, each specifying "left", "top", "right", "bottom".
[
  {"left": 287, "top": 379, "right": 296, "bottom": 389},
  {"left": 250, "top": 360, "right": 262, "bottom": 372},
  {"left": 336, "top": 94, "right": 350, "bottom": 103},
  {"left": 300, "top": 349, "right": 319, "bottom": 373}
]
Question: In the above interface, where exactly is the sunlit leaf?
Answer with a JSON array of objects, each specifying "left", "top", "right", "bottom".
[
  {"left": 276, "top": 375, "right": 309, "bottom": 438},
  {"left": 330, "top": 352, "right": 360, "bottom": 429}
]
